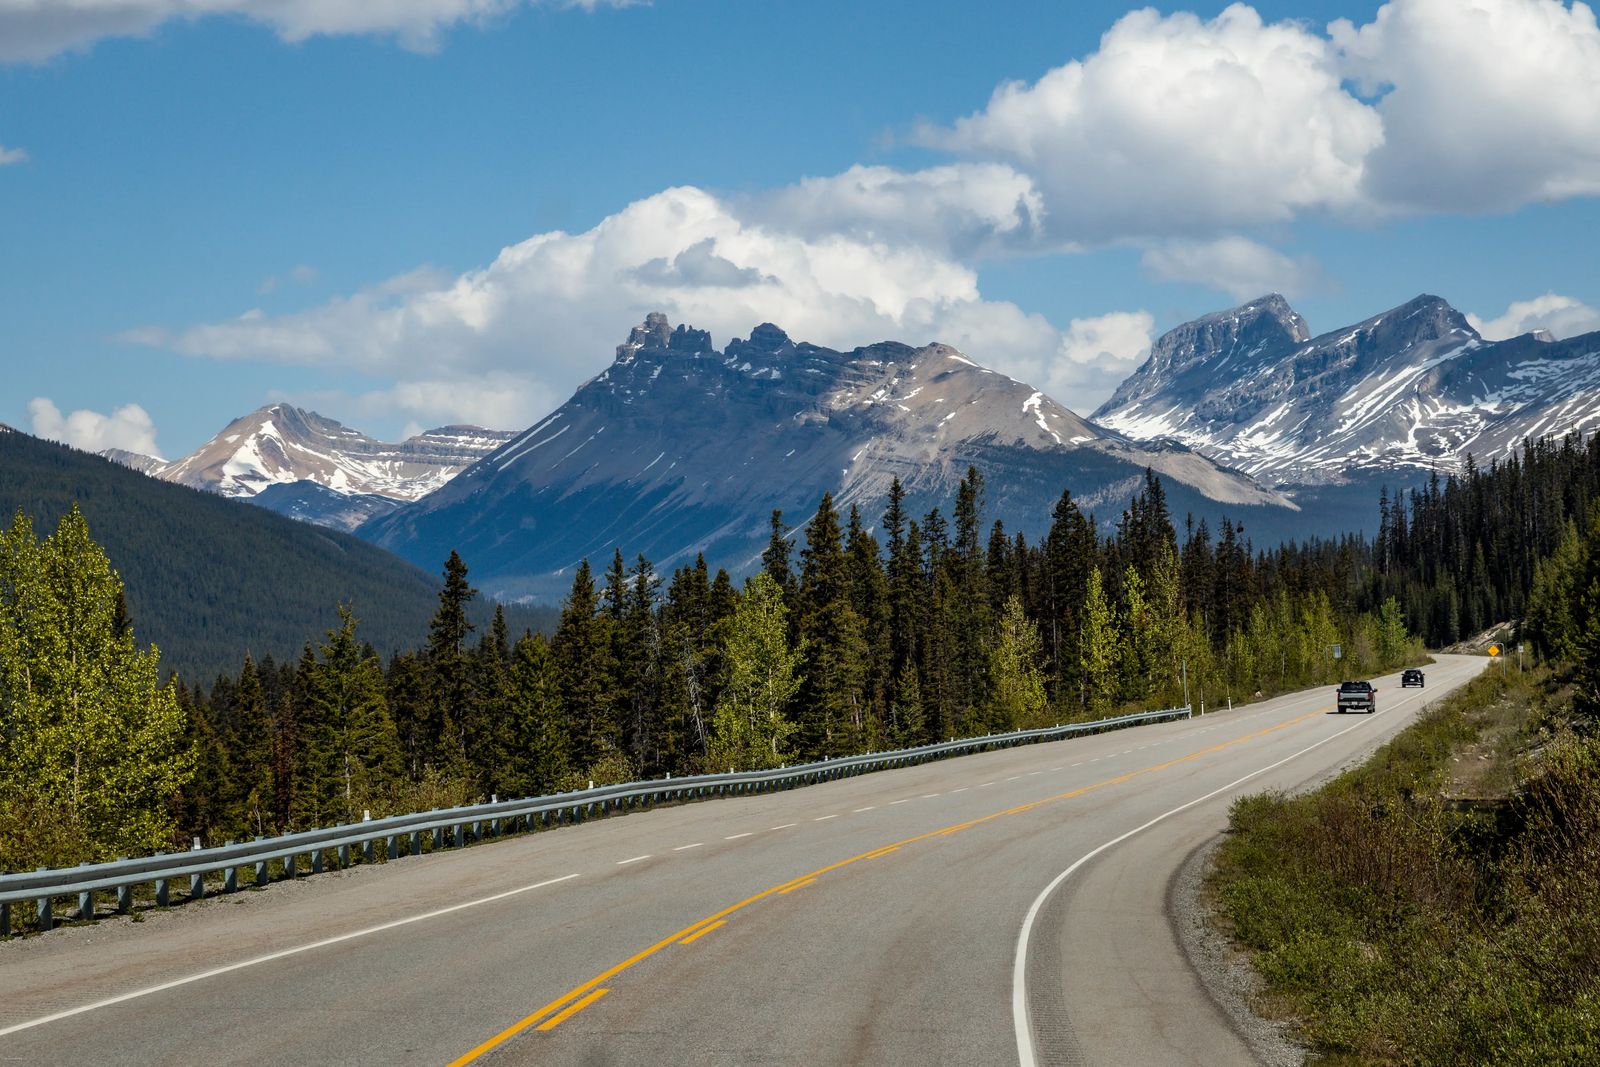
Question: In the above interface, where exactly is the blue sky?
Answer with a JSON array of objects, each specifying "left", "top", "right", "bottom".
[{"left": 4, "top": 0, "right": 1599, "bottom": 459}]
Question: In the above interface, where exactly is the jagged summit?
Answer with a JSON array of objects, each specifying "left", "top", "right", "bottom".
[
  {"left": 149, "top": 404, "right": 516, "bottom": 530},
  {"left": 363, "top": 314, "right": 1293, "bottom": 601},
  {"left": 1095, "top": 292, "right": 1600, "bottom": 487}
]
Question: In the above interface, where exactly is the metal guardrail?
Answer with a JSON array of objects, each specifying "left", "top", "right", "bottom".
[{"left": 0, "top": 704, "right": 1190, "bottom": 936}]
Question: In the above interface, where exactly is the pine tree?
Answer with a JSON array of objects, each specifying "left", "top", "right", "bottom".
[
  {"left": 762, "top": 510, "right": 794, "bottom": 599},
  {"left": 551, "top": 560, "right": 621, "bottom": 775},
  {"left": 796, "top": 493, "right": 867, "bottom": 757},
  {"left": 425, "top": 550, "right": 477, "bottom": 772},
  {"left": 304, "top": 606, "right": 401, "bottom": 824},
  {"left": 505, "top": 632, "right": 570, "bottom": 794},
  {"left": 230, "top": 655, "right": 274, "bottom": 835}
]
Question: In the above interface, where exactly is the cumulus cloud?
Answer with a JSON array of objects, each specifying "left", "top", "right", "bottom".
[
  {"left": 122, "top": 185, "right": 1149, "bottom": 421},
  {"left": 28, "top": 398, "right": 162, "bottom": 458},
  {"left": 1332, "top": 0, "right": 1600, "bottom": 212},
  {"left": 0, "top": 144, "right": 26, "bottom": 165},
  {"left": 920, "top": 4, "right": 1381, "bottom": 241},
  {"left": 1468, "top": 293, "right": 1600, "bottom": 340},
  {"left": 751, "top": 163, "right": 1050, "bottom": 257},
  {"left": 1141, "top": 236, "right": 1326, "bottom": 300},
  {"left": 0, "top": 0, "right": 634, "bottom": 62},
  {"left": 258, "top": 263, "right": 319, "bottom": 295}
]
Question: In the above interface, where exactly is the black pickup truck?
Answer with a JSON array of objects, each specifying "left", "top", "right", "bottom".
[{"left": 1336, "top": 680, "right": 1377, "bottom": 714}]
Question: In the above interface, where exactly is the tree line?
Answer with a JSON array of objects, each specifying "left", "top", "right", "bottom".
[{"left": 159, "top": 466, "right": 1424, "bottom": 852}]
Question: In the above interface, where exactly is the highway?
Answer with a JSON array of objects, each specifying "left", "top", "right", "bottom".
[{"left": 0, "top": 655, "right": 1485, "bottom": 1066}]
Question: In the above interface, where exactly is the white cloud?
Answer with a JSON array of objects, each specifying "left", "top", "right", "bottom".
[
  {"left": 1332, "top": 0, "right": 1600, "bottom": 212},
  {"left": 751, "top": 163, "right": 1050, "bottom": 257},
  {"left": 28, "top": 398, "right": 162, "bottom": 458},
  {"left": 1467, "top": 293, "right": 1600, "bottom": 340},
  {"left": 123, "top": 185, "right": 1147, "bottom": 422},
  {"left": 0, "top": 144, "right": 26, "bottom": 165},
  {"left": 1142, "top": 236, "right": 1325, "bottom": 300},
  {"left": 0, "top": 0, "right": 635, "bottom": 62},
  {"left": 920, "top": 4, "right": 1382, "bottom": 241}
]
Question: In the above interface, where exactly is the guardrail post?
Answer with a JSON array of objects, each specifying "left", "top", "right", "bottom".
[
  {"left": 362, "top": 839, "right": 375, "bottom": 864},
  {"left": 338, "top": 843, "right": 351, "bottom": 868},
  {"left": 76, "top": 862, "right": 94, "bottom": 918},
  {"left": 453, "top": 823, "right": 465, "bottom": 848},
  {"left": 1, "top": 902, "right": 8, "bottom": 937},
  {"left": 284, "top": 854, "right": 297, "bottom": 879},
  {"left": 35, "top": 895, "right": 51, "bottom": 932},
  {"left": 117, "top": 883, "right": 133, "bottom": 912},
  {"left": 386, "top": 836, "right": 397, "bottom": 860},
  {"left": 188, "top": 873, "right": 204, "bottom": 900},
  {"left": 312, "top": 849, "right": 324, "bottom": 875},
  {"left": 155, "top": 878, "right": 170, "bottom": 907},
  {"left": 409, "top": 831, "right": 421, "bottom": 856}
]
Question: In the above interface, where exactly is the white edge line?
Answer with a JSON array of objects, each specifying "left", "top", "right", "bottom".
[
  {"left": 0, "top": 872, "right": 581, "bottom": 1040},
  {"left": 1010, "top": 683, "right": 1454, "bottom": 1067}
]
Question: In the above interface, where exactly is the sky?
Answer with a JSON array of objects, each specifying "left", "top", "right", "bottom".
[{"left": 4, "top": 0, "right": 1600, "bottom": 460}]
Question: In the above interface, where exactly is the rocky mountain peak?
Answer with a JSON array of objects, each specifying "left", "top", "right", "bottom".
[{"left": 616, "top": 312, "right": 713, "bottom": 361}]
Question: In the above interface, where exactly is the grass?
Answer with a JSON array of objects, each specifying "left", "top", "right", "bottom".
[{"left": 1209, "top": 663, "right": 1600, "bottom": 1065}]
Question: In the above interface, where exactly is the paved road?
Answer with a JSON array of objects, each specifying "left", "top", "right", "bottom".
[{"left": 0, "top": 656, "right": 1485, "bottom": 1066}]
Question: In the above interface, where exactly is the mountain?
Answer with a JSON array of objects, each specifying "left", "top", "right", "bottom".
[
  {"left": 1094, "top": 293, "right": 1600, "bottom": 487},
  {"left": 362, "top": 313, "right": 1295, "bottom": 601},
  {"left": 153, "top": 405, "right": 517, "bottom": 530},
  {"left": 101, "top": 447, "right": 166, "bottom": 475},
  {"left": 0, "top": 427, "right": 554, "bottom": 683}
]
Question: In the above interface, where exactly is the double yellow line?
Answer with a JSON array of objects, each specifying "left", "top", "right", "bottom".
[{"left": 447, "top": 709, "right": 1323, "bottom": 1065}]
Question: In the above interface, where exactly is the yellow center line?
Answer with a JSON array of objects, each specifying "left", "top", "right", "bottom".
[
  {"left": 677, "top": 920, "right": 726, "bottom": 946},
  {"left": 448, "top": 708, "right": 1324, "bottom": 1064},
  {"left": 778, "top": 878, "right": 818, "bottom": 895},
  {"left": 534, "top": 988, "right": 609, "bottom": 1032}
]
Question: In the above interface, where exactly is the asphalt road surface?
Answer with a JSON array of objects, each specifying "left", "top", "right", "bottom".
[{"left": 0, "top": 655, "right": 1486, "bottom": 1066}]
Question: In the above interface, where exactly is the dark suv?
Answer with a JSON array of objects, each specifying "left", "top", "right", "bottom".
[{"left": 1401, "top": 668, "right": 1425, "bottom": 688}]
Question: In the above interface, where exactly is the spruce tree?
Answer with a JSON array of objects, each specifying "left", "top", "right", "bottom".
[
  {"left": 425, "top": 551, "right": 477, "bottom": 773},
  {"left": 551, "top": 560, "right": 620, "bottom": 774},
  {"left": 305, "top": 606, "right": 401, "bottom": 823},
  {"left": 505, "top": 632, "right": 570, "bottom": 794}
]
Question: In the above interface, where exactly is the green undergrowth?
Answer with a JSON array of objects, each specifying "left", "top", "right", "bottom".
[{"left": 1210, "top": 663, "right": 1600, "bottom": 1065}]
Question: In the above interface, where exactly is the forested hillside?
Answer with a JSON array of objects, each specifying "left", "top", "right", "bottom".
[{"left": 0, "top": 428, "right": 553, "bottom": 682}]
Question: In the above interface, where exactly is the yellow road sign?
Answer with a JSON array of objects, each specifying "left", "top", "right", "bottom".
[{"left": 1488, "top": 644, "right": 1501, "bottom": 657}]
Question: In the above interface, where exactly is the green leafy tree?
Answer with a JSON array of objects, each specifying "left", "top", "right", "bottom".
[
  {"left": 0, "top": 506, "right": 192, "bottom": 865},
  {"left": 1080, "top": 566, "right": 1121, "bottom": 716},
  {"left": 707, "top": 574, "right": 802, "bottom": 771},
  {"left": 989, "top": 595, "right": 1047, "bottom": 730}
]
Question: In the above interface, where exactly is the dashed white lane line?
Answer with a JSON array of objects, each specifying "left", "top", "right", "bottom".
[
  {"left": 1005, "top": 776, "right": 1022, "bottom": 781},
  {"left": 978, "top": 782, "right": 996, "bottom": 788},
  {"left": 1027, "top": 771, "right": 1043, "bottom": 776},
  {"left": 890, "top": 799, "right": 913, "bottom": 805},
  {"left": 1050, "top": 767, "right": 1063, "bottom": 772},
  {"left": 1070, "top": 763, "right": 1084, "bottom": 768},
  {"left": 814, "top": 814, "right": 839, "bottom": 822},
  {"left": 770, "top": 823, "right": 797, "bottom": 830},
  {"left": 617, "top": 855, "right": 651, "bottom": 866},
  {"left": 921, "top": 793, "right": 941, "bottom": 799},
  {"left": 853, "top": 806, "right": 877, "bottom": 812},
  {"left": 672, "top": 843, "right": 703, "bottom": 852},
  {"left": 725, "top": 833, "right": 753, "bottom": 840},
  {"left": 952, "top": 787, "right": 969, "bottom": 793}
]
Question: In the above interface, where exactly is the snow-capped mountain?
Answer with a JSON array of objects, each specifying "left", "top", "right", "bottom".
[
  {"left": 152, "top": 405, "right": 516, "bottom": 530},
  {"left": 1094, "top": 294, "right": 1600, "bottom": 487},
  {"left": 363, "top": 314, "right": 1295, "bottom": 600}
]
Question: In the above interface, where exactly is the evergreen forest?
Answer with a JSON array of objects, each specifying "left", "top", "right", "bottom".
[{"left": 7, "top": 430, "right": 1600, "bottom": 872}]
